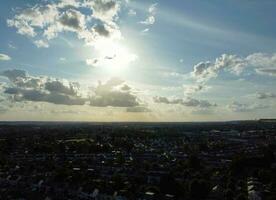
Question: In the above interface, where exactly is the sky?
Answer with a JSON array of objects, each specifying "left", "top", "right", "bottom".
[{"left": 0, "top": 0, "right": 276, "bottom": 122}]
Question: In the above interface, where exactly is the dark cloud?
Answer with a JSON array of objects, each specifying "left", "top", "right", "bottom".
[
  {"left": 59, "top": 9, "right": 84, "bottom": 30},
  {"left": 1, "top": 69, "right": 86, "bottom": 106},
  {"left": 0, "top": 70, "right": 144, "bottom": 109},
  {"left": 1, "top": 69, "right": 27, "bottom": 81},
  {"left": 5, "top": 87, "right": 85, "bottom": 105},
  {"left": 256, "top": 68, "right": 276, "bottom": 76},
  {"left": 93, "top": 23, "right": 110, "bottom": 37},
  {"left": 126, "top": 106, "right": 151, "bottom": 113},
  {"left": 121, "top": 84, "right": 131, "bottom": 91},
  {"left": 90, "top": 78, "right": 140, "bottom": 107},
  {"left": 256, "top": 92, "right": 276, "bottom": 99},
  {"left": 154, "top": 96, "right": 216, "bottom": 108},
  {"left": 45, "top": 80, "right": 77, "bottom": 96}
]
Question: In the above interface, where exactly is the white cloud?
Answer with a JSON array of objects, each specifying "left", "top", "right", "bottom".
[
  {"left": 0, "top": 53, "right": 11, "bottom": 61},
  {"left": 34, "top": 40, "right": 49, "bottom": 48},
  {"left": 128, "top": 9, "right": 136, "bottom": 16},
  {"left": 191, "top": 54, "right": 247, "bottom": 83},
  {"left": 141, "top": 28, "right": 149, "bottom": 34},
  {"left": 148, "top": 3, "right": 158, "bottom": 14},
  {"left": 140, "top": 3, "right": 157, "bottom": 25},
  {"left": 59, "top": 57, "right": 66, "bottom": 62},
  {"left": 7, "top": 0, "right": 122, "bottom": 48},
  {"left": 140, "top": 16, "right": 155, "bottom": 25},
  {"left": 192, "top": 53, "right": 276, "bottom": 83}
]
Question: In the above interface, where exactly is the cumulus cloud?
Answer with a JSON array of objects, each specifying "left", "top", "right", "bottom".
[
  {"left": 228, "top": 101, "right": 268, "bottom": 112},
  {"left": 140, "top": 3, "right": 157, "bottom": 25},
  {"left": 0, "top": 53, "right": 11, "bottom": 61},
  {"left": 85, "top": 0, "right": 120, "bottom": 22},
  {"left": 191, "top": 53, "right": 276, "bottom": 84},
  {"left": 191, "top": 54, "right": 247, "bottom": 83},
  {"left": 153, "top": 96, "right": 216, "bottom": 108},
  {"left": 7, "top": 0, "right": 122, "bottom": 48},
  {"left": 1, "top": 69, "right": 27, "bottom": 81},
  {"left": 89, "top": 78, "right": 140, "bottom": 107},
  {"left": 1, "top": 69, "right": 86, "bottom": 105},
  {"left": 92, "top": 23, "right": 111, "bottom": 37},
  {"left": 0, "top": 69, "right": 147, "bottom": 109},
  {"left": 34, "top": 40, "right": 49, "bottom": 48},
  {"left": 59, "top": 9, "right": 86, "bottom": 30}
]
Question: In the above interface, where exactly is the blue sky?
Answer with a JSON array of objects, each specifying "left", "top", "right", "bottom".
[{"left": 0, "top": 0, "right": 276, "bottom": 121}]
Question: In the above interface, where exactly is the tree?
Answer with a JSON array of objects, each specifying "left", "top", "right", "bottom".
[{"left": 189, "top": 179, "right": 210, "bottom": 199}]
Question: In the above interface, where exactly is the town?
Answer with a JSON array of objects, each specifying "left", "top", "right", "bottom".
[{"left": 0, "top": 121, "right": 275, "bottom": 200}]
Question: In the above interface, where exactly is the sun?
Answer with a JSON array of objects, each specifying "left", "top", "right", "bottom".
[{"left": 90, "top": 38, "right": 138, "bottom": 71}]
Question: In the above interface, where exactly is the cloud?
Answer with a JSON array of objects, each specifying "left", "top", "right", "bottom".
[
  {"left": 45, "top": 80, "right": 79, "bottom": 96},
  {"left": 7, "top": 0, "right": 122, "bottom": 48},
  {"left": 90, "top": 78, "right": 140, "bottom": 107},
  {"left": 1, "top": 69, "right": 27, "bottom": 81},
  {"left": 191, "top": 54, "right": 246, "bottom": 83},
  {"left": 86, "top": 58, "right": 99, "bottom": 67},
  {"left": 59, "top": 9, "right": 86, "bottom": 30},
  {"left": 5, "top": 87, "right": 86, "bottom": 105},
  {"left": 59, "top": 57, "right": 66, "bottom": 62},
  {"left": 126, "top": 106, "right": 151, "bottom": 113},
  {"left": 153, "top": 96, "right": 216, "bottom": 108},
  {"left": 92, "top": 23, "right": 111, "bottom": 37},
  {"left": 247, "top": 53, "right": 276, "bottom": 76},
  {"left": 256, "top": 92, "right": 276, "bottom": 99},
  {"left": 141, "top": 28, "right": 149, "bottom": 34},
  {"left": 255, "top": 68, "right": 276, "bottom": 76},
  {"left": 0, "top": 69, "right": 146, "bottom": 109},
  {"left": 7, "top": 4, "right": 58, "bottom": 37},
  {"left": 128, "top": 9, "right": 136, "bottom": 16},
  {"left": 140, "top": 3, "right": 157, "bottom": 25},
  {"left": 85, "top": 0, "right": 120, "bottom": 22},
  {"left": 184, "top": 84, "right": 205, "bottom": 96},
  {"left": 140, "top": 16, "right": 155, "bottom": 25},
  {"left": 34, "top": 40, "right": 49, "bottom": 48},
  {"left": 1, "top": 69, "right": 86, "bottom": 106},
  {"left": 192, "top": 53, "right": 276, "bottom": 84},
  {"left": 0, "top": 53, "right": 11, "bottom": 61},
  {"left": 8, "top": 43, "right": 17, "bottom": 49},
  {"left": 121, "top": 84, "right": 131, "bottom": 91},
  {"left": 228, "top": 101, "right": 268, "bottom": 112}
]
